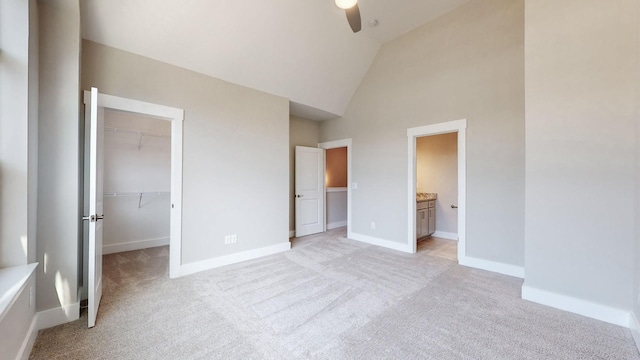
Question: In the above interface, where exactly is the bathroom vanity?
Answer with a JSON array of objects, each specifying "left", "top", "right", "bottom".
[{"left": 416, "top": 193, "right": 436, "bottom": 239}]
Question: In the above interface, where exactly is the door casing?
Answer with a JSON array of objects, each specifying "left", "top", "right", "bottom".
[{"left": 407, "top": 119, "right": 466, "bottom": 259}]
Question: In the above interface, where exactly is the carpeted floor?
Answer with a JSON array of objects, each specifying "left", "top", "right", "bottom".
[{"left": 30, "top": 228, "right": 640, "bottom": 359}]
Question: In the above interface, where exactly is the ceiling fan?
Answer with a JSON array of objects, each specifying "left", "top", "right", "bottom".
[{"left": 335, "top": 0, "right": 361, "bottom": 33}]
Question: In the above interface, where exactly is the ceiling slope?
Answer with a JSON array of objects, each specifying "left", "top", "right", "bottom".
[{"left": 81, "top": 0, "right": 470, "bottom": 120}]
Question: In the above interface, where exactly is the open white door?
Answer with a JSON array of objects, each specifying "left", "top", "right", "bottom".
[
  {"left": 86, "top": 87, "right": 104, "bottom": 328},
  {"left": 295, "top": 146, "right": 325, "bottom": 237}
]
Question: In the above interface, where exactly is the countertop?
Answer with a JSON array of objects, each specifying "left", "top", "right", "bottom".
[{"left": 417, "top": 192, "right": 437, "bottom": 202}]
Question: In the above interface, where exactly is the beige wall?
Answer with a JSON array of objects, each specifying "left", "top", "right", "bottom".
[
  {"left": 289, "top": 116, "right": 321, "bottom": 233},
  {"left": 416, "top": 133, "right": 457, "bottom": 235},
  {"left": 0, "top": 1, "right": 38, "bottom": 357},
  {"left": 0, "top": 0, "right": 32, "bottom": 268},
  {"left": 321, "top": 0, "right": 524, "bottom": 265},
  {"left": 326, "top": 147, "right": 347, "bottom": 188},
  {"left": 524, "top": 0, "right": 639, "bottom": 311},
  {"left": 82, "top": 40, "right": 290, "bottom": 265}
]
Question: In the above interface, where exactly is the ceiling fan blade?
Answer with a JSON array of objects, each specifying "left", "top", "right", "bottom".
[{"left": 345, "top": 3, "right": 361, "bottom": 33}]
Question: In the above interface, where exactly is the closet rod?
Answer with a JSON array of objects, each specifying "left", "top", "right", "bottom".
[{"left": 104, "top": 126, "right": 170, "bottom": 139}]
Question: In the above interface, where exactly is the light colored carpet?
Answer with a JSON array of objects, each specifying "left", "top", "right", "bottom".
[{"left": 30, "top": 228, "right": 640, "bottom": 359}]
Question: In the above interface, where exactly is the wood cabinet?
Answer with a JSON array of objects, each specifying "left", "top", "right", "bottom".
[
  {"left": 417, "top": 208, "right": 428, "bottom": 238},
  {"left": 417, "top": 200, "right": 436, "bottom": 239},
  {"left": 428, "top": 207, "right": 435, "bottom": 235}
]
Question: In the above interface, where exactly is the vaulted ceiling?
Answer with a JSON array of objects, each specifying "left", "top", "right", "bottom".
[{"left": 81, "top": 0, "right": 470, "bottom": 120}]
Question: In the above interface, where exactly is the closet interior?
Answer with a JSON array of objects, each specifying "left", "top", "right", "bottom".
[{"left": 102, "top": 109, "right": 172, "bottom": 255}]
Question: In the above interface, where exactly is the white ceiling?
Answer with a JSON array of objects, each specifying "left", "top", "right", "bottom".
[{"left": 81, "top": 0, "right": 470, "bottom": 120}]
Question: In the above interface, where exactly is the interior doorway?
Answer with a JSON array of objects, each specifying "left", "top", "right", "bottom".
[
  {"left": 325, "top": 147, "right": 348, "bottom": 231},
  {"left": 102, "top": 110, "right": 172, "bottom": 255},
  {"left": 81, "top": 89, "right": 184, "bottom": 327},
  {"left": 415, "top": 133, "right": 459, "bottom": 260},
  {"left": 319, "top": 139, "right": 352, "bottom": 239},
  {"left": 407, "top": 120, "right": 466, "bottom": 259}
]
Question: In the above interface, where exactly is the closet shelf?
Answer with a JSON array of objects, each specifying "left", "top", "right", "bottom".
[
  {"left": 104, "top": 126, "right": 170, "bottom": 150},
  {"left": 104, "top": 191, "right": 170, "bottom": 208}
]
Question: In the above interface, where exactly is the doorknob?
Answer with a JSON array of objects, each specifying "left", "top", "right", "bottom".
[
  {"left": 451, "top": 205, "right": 458, "bottom": 209},
  {"left": 295, "top": 195, "right": 304, "bottom": 198}
]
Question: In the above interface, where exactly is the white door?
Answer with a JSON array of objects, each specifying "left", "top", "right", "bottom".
[
  {"left": 86, "top": 87, "right": 104, "bottom": 328},
  {"left": 295, "top": 146, "right": 325, "bottom": 237}
]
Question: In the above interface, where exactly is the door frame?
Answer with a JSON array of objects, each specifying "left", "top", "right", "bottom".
[
  {"left": 318, "top": 139, "right": 352, "bottom": 239},
  {"left": 83, "top": 90, "right": 184, "bottom": 279},
  {"left": 407, "top": 120, "right": 466, "bottom": 259}
]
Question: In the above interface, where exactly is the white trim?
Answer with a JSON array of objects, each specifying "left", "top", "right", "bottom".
[
  {"left": 83, "top": 91, "right": 183, "bottom": 121},
  {"left": 630, "top": 312, "right": 640, "bottom": 353},
  {"left": 17, "top": 315, "right": 38, "bottom": 360},
  {"left": 35, "top": 302, "right": 80, "bottom": 330},
  {"left": 103, "top": 237, "right": 170, "bottom": 255},
  {"left": 326, "top": 187, "right": 348, "bottom": 193},
  {"left": 0, "top": 263, "right": 38, "bottom": 324},
  {"left": 432, "top": 231, "right": 458, "bottom": 240},
  {"left": 318, "top": 139, "right": 353, "bottom": 239},
  {"left": 84, "top": 90, "right": 184, "bottom": 279},
  {"left": 289, "top": 230, "right": 295, "bottom": 238},
  {"left": 521, "top": 284, "right": 631, "bottom": 327},
  {"left": 327, "top": 221, "right": 348, "bottom": 230},
  {"left": 407, "top": 119, "right": 467, "bottom": 258},
  {"left": 349, "top": 232, "right": 412, "bottom": 253},
  {"left": 459, "top": 256, "right": 524, "bottom": 278},
  {"left": 179, "top": 242, "right": 291, "bottom": 277}
]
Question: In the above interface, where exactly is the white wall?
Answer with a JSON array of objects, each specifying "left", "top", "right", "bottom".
[
  {"left": 37, "top": 0, "right": 81, "bottom": 314},
  {"left": 102, "top": 110, "right": 171, "bottom": 253},
  {"left": 289, "top": 116, "right": 321, "bottom": 234},
  {"left": 82, "top": 40, "right": 290, "bottom": 266},
  {"left": 524, "top": 0, "right": 639, "bottom": 315},
  {"left": 320, "top": 0, "right": 524, "bottom": 265},
  {"left": 416, "top": 133, "right": 458, "bottom": 235}
]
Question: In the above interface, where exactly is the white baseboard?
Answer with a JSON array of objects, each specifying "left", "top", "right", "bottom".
[
  {"left": 103, "top": 237, "right": 169, "bottom": 255},
  {"left": 327, "top": 221, "right": 347, "bottom": 230},
  {"left": 179, "top": 242, "right": 291, "bottom": 277},
  {"left": 521, "top": 284, "right": 631, "bottom": 327},
  {"left": 18, "top": 314, "right": 38, "bottom": 360},
  {"left": 459, "top": 256, "right": 524, "bottom": 278},
  {"left": 36, "top": 302, "right": 80, "bottom": 330},
  {"left": 349, "top": 232, "right": 411, "bottom": 253},
  {"left": 289, "top": 230, "right": 295, "bottom": 238},
  {"left": 432, "top": 231, "right": 458, "bottom": 240},
  {"left": 631, "top": 312, "right": 640, "bottom": 353}
]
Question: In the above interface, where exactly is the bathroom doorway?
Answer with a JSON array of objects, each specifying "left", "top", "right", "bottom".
[{"left": 407, "top": 120, "right": 466, "bottom": 260}]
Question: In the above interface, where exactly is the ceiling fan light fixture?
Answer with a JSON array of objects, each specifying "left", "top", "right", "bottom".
[{"left": 335, "top": 0, "right": 357, "bottom": 10}]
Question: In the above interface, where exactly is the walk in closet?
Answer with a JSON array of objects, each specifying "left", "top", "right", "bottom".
[{"left": 102, "top": 109, "right": 171, "bottom": 254}]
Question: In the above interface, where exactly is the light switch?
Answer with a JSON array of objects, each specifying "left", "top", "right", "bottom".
[{"left": 352, "top": 182, "right": 358, "bottom": 189}]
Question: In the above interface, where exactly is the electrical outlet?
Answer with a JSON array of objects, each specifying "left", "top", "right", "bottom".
[
  {"left": 371, "top": 222, "right": 376, "bottom": 230},
  {"left": 29, "top": 287, "right": 33, "bottom": 308},
  {"left": 231, "top": 234, "right": 237, "bottom": 244},
  {"left": 224, "top": 235, "right": 231, "bottom": 245}
]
